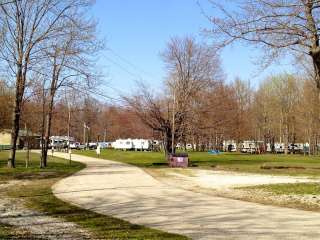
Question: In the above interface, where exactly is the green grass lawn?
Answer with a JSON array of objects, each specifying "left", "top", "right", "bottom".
[
  {"left": 0, "top": 151, "right": 188, "bottom": 240},
  {"left": 76, "top": 149, "right": 320, "bottom": 176},
  {"left": 0, "top": 151, "right": 83, "bottom": 181}
]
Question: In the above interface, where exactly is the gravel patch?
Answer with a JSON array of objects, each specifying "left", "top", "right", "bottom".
[
  {"left": 147, "top": 168, "right": 320, "bottom": 211},
  {"left": 162, "top": 168, "right": 319, "bottom": 189},
  {"left": 0, "top": 181, "right": 93, "bottom": 240}
]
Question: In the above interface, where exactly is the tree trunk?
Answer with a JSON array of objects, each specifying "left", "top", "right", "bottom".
[
  {"left": 8, "top": 69, "right": 24, "bottom": 168},
  {"left": 40, "top": 88, "right": 46, "bottom": 168},
  {"left": 163, "top": 127, "right": 173, "bottom": 159},
  {"left": 8, "top": 102, "right": 20, "bottom": 168},
  {"left": 42, "top": 93, "right": 55, "bottom": 168},
  {"left": 25, "top": 124, "right": 30, "bottom": 168},
  {"left": 311, "top": 48, "right": 320, "bottom": 90}
]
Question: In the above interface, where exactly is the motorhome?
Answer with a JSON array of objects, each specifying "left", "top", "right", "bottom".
[{"left": 49, "top": 136, "right": 75, "bottom": 149}]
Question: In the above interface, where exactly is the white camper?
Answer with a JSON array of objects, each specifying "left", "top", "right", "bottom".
[
  {"left": 223, "top": 140, "right": 237, "bottom": 152},
  {"left": 113, "top": 139, "right": 134, "bottom": 150},
  {"left": 49, "top": 136, "right": 75, "bottom": 149},
  {"left": 132, "top": 139, "right": 151, "bottom": 151},
  {"left": 274, "top": 143, "right": 285, "bottom": 153},
  {"left": 113, "top": 138, "right": 152, "bottom": 151},
  {"left": 241, "top": 141, "right": 264, "bottom": 153}
]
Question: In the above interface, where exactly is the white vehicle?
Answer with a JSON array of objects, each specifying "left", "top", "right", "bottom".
[
  {"left": 266, "top": 143, "right": 272, "bottom": 152},
  {"left": 88, "top": 142, "right": 97, "bottom": 149},
  {"left": 49, "top": 136, "right": 74, "bottom": 149},
  {"left": 132, "top": 139, "right": 151, "bottom": 151},
  {"left": 288, "top": 143, "right": 306, "bottom": 153},
  {"left": 113, "top": 139, "right": 134, "bottom": 150},
  {"left": 69, "top": 142, "right": 80, "bottom": 149},
  {"left": 241, "top": 141, "right": 264, "bottom": 153},
  {"left": 186, "top": 143, "right": 194, "bottom": 150},
  {"left": 113, "top": 138, "right": 152, "bottom": 151},
  {"left": 274, "top": 143, "right": 285, "bottom": 153},
  {"left": 223, "top": 140, "right": 237, "bottom": 152},
  {"left": 97, "top": 142, "right": 108, "bottom": 149}
]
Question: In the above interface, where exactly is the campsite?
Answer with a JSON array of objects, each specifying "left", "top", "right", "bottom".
[{"left": 2, "top": 0, "right": 320, "bottom": 239}]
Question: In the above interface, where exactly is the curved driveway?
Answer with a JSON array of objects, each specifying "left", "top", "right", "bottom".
[{"left": 52, "top": 153, "right": 320, "bottom": 240}]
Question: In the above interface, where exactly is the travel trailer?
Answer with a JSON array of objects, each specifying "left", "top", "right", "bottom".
[
  {"left": 223, "top": 140, "right": 237, "bottom": 152},
  {"left": 112, "top": 138, "right": 152, "bottom": 151},
  {"left": 112, "top": 139, "right": 134, "bottom": 150},
  {"left": 240, "top": 141, "right": 264, "bottom": 153},
  {"left": 132, "top": 139, "right": 151, "bottom": 150},
  {"left": 49, "top": 136, "right": 75, "bottom": 149}
]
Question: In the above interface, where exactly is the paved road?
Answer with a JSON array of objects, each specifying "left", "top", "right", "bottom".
[{"left": 52, "top": 153, "right": 320, "bottom": 240}]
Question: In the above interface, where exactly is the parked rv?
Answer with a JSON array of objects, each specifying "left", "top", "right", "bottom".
[
  {"left": 222, "top": 140, "right": 237, "bottom": 152},
  {"left": 88, "top": 142, "right": 97, "bottom": 149},
  {"left": 186, "top": 143, "right": 193, "bottom": 150},
  {"left": 132, "top": 139, "right": 151, "bottom": 151},
  {"left": 113, "top": 139, "right": 134, "bottom": 150},
  {"left": 112, "top": 138, "right": 152, "bottom": 151},
  {"left": 274, "top": 143, "right": 285, "bottom": 153},
  {"left": 69, "top": 142, "right": 80, "bottom": 149},
  {"left": 241, "top": 141, "right": 264, "bottom": 153},
  {"left": 49, "top": 136, "right": 71, "bottom": 149},
  {"left": 223, "top": 140, "right": 237, "bottom": 152}
]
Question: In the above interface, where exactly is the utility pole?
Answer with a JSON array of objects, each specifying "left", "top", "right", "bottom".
[
  {"left": 103, "top": 128, "right": 107, "bottom": 142},
  {"left": 83, "top": 122, "right": 86, "bottom": 148},
  {"left": 25, "top": 123, "right": 29, "bottom": 168},
  {"left": 171, "top": 88, "right": 176, "bottom": 154},
  {"left": 67, "top": 101, "right": 71, "bottom": 164},
  {"left": 65, "top": 88, "right": 72, "bottom": 164}
]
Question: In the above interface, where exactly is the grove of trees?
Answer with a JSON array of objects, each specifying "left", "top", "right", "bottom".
[
  {"left": 0, "top": 0, "right": 100, "bottom": 167},
  {"left": 2, "top": 0, "right": 320, "bottom": 167}
]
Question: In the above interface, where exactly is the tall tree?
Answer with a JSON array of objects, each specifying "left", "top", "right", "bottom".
[
  {"left": 124, "top": 84, "right": 174, "bottom": 157},
  {"left": 232, "top": 78, "right": 253, "bottom": 144},
  {"left": 162, "top": 36, "right": 223, "bottom": 152},
  {"left": 205, "top": 0, "right": 320, "bottom": 90},
  {"left": 0, "top": 0, "right": 93, "bottom": 167},
  {"left": 40, "top": 5, "right": 101, "bottom": 167}
]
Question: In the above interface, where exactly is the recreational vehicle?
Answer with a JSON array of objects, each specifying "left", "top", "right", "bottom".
[
  {"left": 240, "top": 141, "right": 264, "bottom": 153},
  {"left": 113, "top": 139, "right": 134, "bottom": 150},
  {"left": 49, "top": 136, "right": 74, "bottom": 149},
  {"left": 223, "top": 140, "right": 237, "bottom": 152},
  {"left": 274, "top": 143, "right": 285, "bottom": 153},
  {"left": 132, "top": 139, "right": 151, "bottom": 150},
  {"left": 112, "top": 138, "right": 152, "bottom": 151}
]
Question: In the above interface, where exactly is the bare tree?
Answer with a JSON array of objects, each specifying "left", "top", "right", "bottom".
[
  {"left": 40, "top": 9, "right": 101, "bottom": 167},
  {"left": 124, "top": 85, "right": 174, "bottom": 157},
  {"left": 162, "top": 36, "right": 223, "bottom": 152},
  {"left": 0, "top": 0, "right": 94, "bottom": 167},
  {"left": 232, "top": 78, "right": 253, "bottom": 145},
  {"left": 204, "top": 0, "right": 320, "bottom": 90}
]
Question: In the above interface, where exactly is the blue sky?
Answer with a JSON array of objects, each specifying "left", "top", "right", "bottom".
[{"left": 92, "top": 0, "right": 294, "bottom": 100}]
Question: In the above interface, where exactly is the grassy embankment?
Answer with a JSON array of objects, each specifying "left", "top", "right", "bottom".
[{"left": 0, "top": 151, "right": 188, "bottom": 239}]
